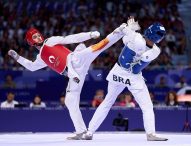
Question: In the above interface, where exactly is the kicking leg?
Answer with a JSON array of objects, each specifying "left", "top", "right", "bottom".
[{"left": 74, "top": 25, "right": 125, "bottom": 65}]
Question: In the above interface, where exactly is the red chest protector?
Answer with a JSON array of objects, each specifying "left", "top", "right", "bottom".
[{"left": 40, "top": 44, "right": 71, "bottom": 74}]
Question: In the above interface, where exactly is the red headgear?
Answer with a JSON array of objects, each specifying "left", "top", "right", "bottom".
[{"left": 25, "top": 28, "right": 44, "bottom": 46}]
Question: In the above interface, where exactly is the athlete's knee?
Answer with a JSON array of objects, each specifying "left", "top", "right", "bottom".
[
  {"left": 65, "top": 93, "right": 78, "bottom": 108},
  {"left": 74, "top": 43, "right": 86, "bottom": 52},
  {"left": 65, "top": 96, "right": 72, "bottom": 108},
  {"left": 141, "top": 103, "right": 154, "bottom": 114},
  {"left": 102, "top": 95, "right": 116, "bottom": 108},
  {"left": 65, "top": 100, "right": 80, "bottom": 113}
]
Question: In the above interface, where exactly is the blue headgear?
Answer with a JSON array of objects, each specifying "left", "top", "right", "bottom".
[{"left": 144, "top": 23, "right": 166, "bottom": 43}]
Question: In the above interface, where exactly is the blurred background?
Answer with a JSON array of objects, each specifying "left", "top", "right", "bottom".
[{"left": 0, "top": 0, "right": 191, "bottom": 133}]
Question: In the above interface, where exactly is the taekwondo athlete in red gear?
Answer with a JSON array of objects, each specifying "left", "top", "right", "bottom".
[{"left": 8, "top": 24, "right": 130, "bottom": 140}]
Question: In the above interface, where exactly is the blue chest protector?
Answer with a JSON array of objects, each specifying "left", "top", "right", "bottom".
[
  {"left": 118, "top": 46, "right": 136, "bottom": 69},
  {"left": 118, "top": 45, "right": 150, "bottom": 74}
]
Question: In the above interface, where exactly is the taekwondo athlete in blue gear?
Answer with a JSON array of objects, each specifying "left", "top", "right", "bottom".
[
  {"left": 132, "top": 23, "right": 166, "bottom": 74},
  {"left": 118, "top": 22, "right": 166, "bottom": 74},
  {"left": 84, "top": 18, "right": 168, "bottom": 141}
]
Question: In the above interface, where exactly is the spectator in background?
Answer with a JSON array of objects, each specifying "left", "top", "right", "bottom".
[
  {"left": 57, "top": 94, "right": 65, "bottom": 108},
  {"left": 165, "top": 91, "right": 178, "bottom": 106},
  {"left": 149, "top": 92, "right": 159, "bottom": 106},
  {"left": 118, "top": 92, "right": 135, "bottom": 108},
  {"left": 175, "top": 76, "right": 188, "bottom": 88},
  {"left": 0, "top": 48, "right": 4, "bottom": 66},
  {"left": 2, "top": 75, "right": 16, "bottom": 89},
  {"left": 92, "top": 89, "right": 104, "bottom": 108},
  {"left": 165, "top": 29, "right": 176, "bottom": 52},
  {"left": 156, "top": 76, "right": 168, "bottom": 88},
  {"left": 0, "top": 0, "right": 186, "bottom": 70},
  {"left": 114, "top": 93, "right": 124, "bottom": 106},
  {"left": 30, "top": 95, "right": 46, "bottom": 108},
  {"left": 0, "top": 92, "right": 18, "bottom": 108}
]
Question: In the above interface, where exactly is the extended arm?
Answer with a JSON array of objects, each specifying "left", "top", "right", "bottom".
[
  {"left": 8, "top": 50, "right": 47, "bottom": 71},
  {"left": 17, "top": 55, "right": 47, "bottom": 71},
  {"left": 45, "top": 31, "right": 100, "bottom": 46}
]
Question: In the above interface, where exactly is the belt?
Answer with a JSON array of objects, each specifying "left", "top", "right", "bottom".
[{"left": 117, "top": 61, "right": 132, "bottom": 73}]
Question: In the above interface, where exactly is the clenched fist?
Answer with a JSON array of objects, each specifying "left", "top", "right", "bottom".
[
  {"left": 8, "top": 50, "right": 20, "bottom": 61},
  {"left": 90, "top": 31, "right": 100, "bottom": 39}
]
